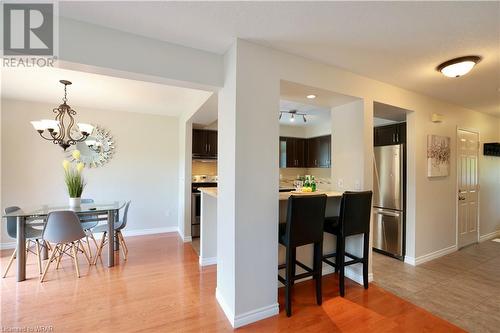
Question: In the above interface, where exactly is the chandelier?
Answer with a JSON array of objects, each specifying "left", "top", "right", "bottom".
[{"left": 31, "top": 80, "right": 94, "bottom": 151}]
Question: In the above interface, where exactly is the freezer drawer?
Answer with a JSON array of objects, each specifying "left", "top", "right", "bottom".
[{"left": 373, "top": 208, "right": 403, "bottom": 257}]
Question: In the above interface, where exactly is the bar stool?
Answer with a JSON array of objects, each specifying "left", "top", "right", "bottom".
[
  {"left": 322, "top": 191, "right": 372, "bottom": 297},
  {"left": 278, "top": 194, "right": 327, "bottom": 317}
]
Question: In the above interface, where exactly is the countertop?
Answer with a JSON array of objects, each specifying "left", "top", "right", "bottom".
[{"left": 198, "top": 188, "right": 342, "bottom": 200}]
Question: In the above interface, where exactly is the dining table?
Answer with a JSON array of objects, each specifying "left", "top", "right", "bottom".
[{"left": 2, "top": 201, "right": 126, "bottom": 282}]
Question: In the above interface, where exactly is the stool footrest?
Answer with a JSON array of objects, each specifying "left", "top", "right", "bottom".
[
  {"left": 322, "top": 257, "right": 337, "bottom": 268},
  {"left": 295, "top": 260, "right": 313, "bottom": 273}
]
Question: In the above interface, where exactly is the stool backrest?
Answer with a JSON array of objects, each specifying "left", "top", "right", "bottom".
[
  {"left": 5, "top": 206, "right": 21, "bottom": 239},
  {"left": 339, "top": 191, "right": 373, "bottom": 236},
  {"left": 285, "top": 194, "right": 327, "bottom": 247},
  {"left": 43, "top": 211, "right": 86, "bottom": 243}
]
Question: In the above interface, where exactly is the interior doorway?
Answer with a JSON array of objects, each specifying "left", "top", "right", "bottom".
[{"left": 457, "top": 128, "right": 480, "bottom": 248}]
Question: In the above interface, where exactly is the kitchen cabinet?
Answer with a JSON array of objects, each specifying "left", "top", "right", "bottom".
[
  {"left": 374, "top": 123, "right": 406, "bottom": 146},
  {"left": 280, "top": 135, "right": 331, "bottom": 168},
  {"left": 279, "top": 137, "right": 307, "bottom": 168},
  {"left": 307, "top": 135, "right": 331, "bottom": 168},
  {"left": 192, "top": 129, "right": 217, "bottom": 158}
]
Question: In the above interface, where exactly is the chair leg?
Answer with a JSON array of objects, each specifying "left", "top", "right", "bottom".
[
  {"left": 335, "top": 235, "right": 340, "bottom": 273},
  {"left": 85, "top": 234, "right": 93, "bottom": 260},
  {"left": 2, "top": 248, "right": 17, "bottom": 278},
  {"left": 93, "top": 232, "right": 106, "bottom": 265},
  {"left": 40, "top": 244, "right": 60, "bottom": 283},
  {"left": 118, "top": 231, "right": 128, "bottom": 260},
  {"left": 56, "top": 244, "right": 65, "bottom": 269},
  {"left": 289, "top": 247, "right": 296, "bottom": 287},
  {"left": 71, "top": 243, "right": 80, "bottom": 278},
  {"left": 78, "top": 240, "right": 91, "bottom": 266},
  {"left": 35, "top": 239, "right": 42, "bottom": 275},
  {"left": 285, "top": 246, "right": 293, "bottom": 317},
  {"left": 338, "top": 236, "right": 345, "bottom": 297},
  {"left": 89, "top": 232, "right": 99, "bottom": 250},
  {"left": 313, "top": 242, "right": 323, "bottom": 305},
  {"left": 363, "top": 233, "right": 369, "bottom": 289}
]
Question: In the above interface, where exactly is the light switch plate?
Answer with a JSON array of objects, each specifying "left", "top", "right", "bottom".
[{"left": 337, "top": 179, "right": 344, "bottom": 188}]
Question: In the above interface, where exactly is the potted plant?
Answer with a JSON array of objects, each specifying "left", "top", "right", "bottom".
[{"left": 62, "top": 150, "right": 86, "bottom": 208}]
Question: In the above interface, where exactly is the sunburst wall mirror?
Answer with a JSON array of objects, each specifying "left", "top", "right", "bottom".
[{"left": 67, "top": 125, "right": 115, "bottom": 168}]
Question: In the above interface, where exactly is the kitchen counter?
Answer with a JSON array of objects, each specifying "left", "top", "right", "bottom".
[{"left": 198, "top": 187, "right": 342, "bottom": 200}]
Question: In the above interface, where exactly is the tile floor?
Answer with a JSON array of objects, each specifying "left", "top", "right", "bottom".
[{"left": 372, "top": 239, "right": 500, "bottom": 333}]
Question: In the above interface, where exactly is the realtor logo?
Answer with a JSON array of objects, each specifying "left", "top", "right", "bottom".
[{"left": 3, "top": 3, "right": 54, "bottom": 56}]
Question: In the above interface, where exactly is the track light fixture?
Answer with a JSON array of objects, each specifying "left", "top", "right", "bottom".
[{"left": 279, "top": 109, "right": 307, "bottom": 123}]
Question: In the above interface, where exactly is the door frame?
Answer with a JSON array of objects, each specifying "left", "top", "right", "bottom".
[{"left": 455, "top": 127, "right": 480, "bottom": 248}]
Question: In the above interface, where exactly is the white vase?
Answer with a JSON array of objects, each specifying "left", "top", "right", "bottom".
[{"left": 69, "top": 197, "right": 81, "bottom": 208}]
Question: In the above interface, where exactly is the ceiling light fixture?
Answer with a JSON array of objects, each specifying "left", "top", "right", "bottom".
[
  {"left": 31, "top": 80, "right": 94, "bottom": 150},
  {"left": 437, "top": 56, "right": 481, "bottom": 78},
  {"left": 306, "top": 94, "right": 316, "bottom": 99},
  {"left": 279, "top": 109, "right": 307, "bottom": 123}
]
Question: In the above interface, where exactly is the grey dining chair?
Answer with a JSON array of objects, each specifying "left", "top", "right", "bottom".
[
  {"left": 92, "top": 201, "right": 131, "bottom": 264},
  {"left": 79, "top": 198, "right": 99, "bottom": 259},
  {"left": 3, "top": 206, "right": 50, "bottom": 278},
  {"left": 40, "top": 211, "right": 91, "bottom": 282}
]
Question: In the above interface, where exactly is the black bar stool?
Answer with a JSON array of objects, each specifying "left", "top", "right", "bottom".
[
  {"left": 322, "top": 191, "right": 373, "bottom": 297},
  {"left": 278, "top": 194, "right": 327, "bottom": 317}
]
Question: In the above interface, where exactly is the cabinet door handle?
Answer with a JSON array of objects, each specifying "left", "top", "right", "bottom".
[
  {"left": 208, "top": 144, "right": 211, "bottom": 152},
  {"left": 392, "top": 133, "right": 396, "bottom": 142}
]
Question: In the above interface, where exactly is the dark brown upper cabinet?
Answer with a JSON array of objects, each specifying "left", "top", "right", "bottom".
[
  {"left": 192, "top": 129, "right": 217, "bottom": 158},
  {"left": 307, "top": 135, "right": 331, "bottom": 168},
  {"left": 280, "top": 135, "right": 331, "bottom": 168},
  {"left": 374, "top": 123, "right": 406, "bottom": 146}
]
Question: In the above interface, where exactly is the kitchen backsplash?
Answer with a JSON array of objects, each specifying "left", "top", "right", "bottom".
[
  {"left": 192, "top": 160, "right": 217, "bottom": 176},
  {"left": 280, "top": 167, "right": 332, "bottom": 190}
]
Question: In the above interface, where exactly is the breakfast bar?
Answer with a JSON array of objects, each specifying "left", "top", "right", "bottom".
[{"left": 197, "top": 188, "right": 366, "bottom": 284}]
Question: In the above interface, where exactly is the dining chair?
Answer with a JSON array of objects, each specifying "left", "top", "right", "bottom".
[
  {"left": 78, "top": 198, "right": 99, "bottom": 259},
  {"left": 40, "top": 211, "right": 91, "bottom": 282},
  {"left": 92, "top": 201, "right": 131, "bottom": 265},
  {"left": 3, "top": 206, "right": 50, "bottom": 278}
]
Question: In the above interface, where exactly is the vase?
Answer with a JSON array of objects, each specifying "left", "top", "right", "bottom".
[{"left": 69, "top": 197, "right": 81, "bottom": 208}]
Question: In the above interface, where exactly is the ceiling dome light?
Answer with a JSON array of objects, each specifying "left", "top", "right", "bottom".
[
  {"left": 437, "top": 56, "right": 481, "bottom": 78},
  {"left": 306, "top": 94, "right": 316, "bottom": 99}
]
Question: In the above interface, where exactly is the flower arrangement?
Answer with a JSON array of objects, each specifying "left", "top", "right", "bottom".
[{"left": 62, "top": 150, "right": 86, "bottom": 199}]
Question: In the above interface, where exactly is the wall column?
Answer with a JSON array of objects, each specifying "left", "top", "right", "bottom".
[{"left": 217, "top": 40, "right": 280, "bottom": 327}]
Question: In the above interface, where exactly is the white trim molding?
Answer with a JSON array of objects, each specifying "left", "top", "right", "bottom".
[
  {"left": 177, "top": 229, "right": 192, "bottom": 243},
  {"left": 405, "top": 244, "right": 457, "bottom": 266},
  {"left": 479, "top": 230, "right": 500, "bottom": 242},
  {"left": 0, "top": 226, "right": 180, "bottom": 250},
  {"left": 199, "top": 256, "right": 217, "bottom": 266},
  {"left": 216, "top": 288, "right": 279, "bottom": 328},
  {"left": 234, "top": 303, "right": 279, "bottom": 328}
]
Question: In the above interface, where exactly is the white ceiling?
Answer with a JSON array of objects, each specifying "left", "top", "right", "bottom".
[
  {"left": 1, "top": 67, "right": 212, "bottom": 116},
  {"left": 280, "top": 100, "right": 330, "bottom": 127},
  {"left": 60, "top": 2, "right": 500, "bottom": 116}
]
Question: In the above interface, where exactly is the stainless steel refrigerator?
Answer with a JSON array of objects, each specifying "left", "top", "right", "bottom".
[{"left": 373, "top": 144, "right": 405, "bottom": 259}]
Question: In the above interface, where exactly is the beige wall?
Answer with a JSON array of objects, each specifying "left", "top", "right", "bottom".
[{"left": 1, "top": 99, "right": 179, "bottom": 247}]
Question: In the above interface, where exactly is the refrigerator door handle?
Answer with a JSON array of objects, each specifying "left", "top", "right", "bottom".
[{"left": 374, "top": 208, "right": 401, "bottom": 217}]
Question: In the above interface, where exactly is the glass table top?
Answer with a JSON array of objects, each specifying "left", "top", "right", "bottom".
[{"left": 2, "top": 201, "right": 126, "bottom": 217}]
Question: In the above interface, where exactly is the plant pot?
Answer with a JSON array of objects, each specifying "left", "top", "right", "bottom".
[{"left": 69, "top": 197, "right": 81, "bottom": 208}]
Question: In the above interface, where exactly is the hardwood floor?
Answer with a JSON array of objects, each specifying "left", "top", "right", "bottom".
[{"left": 1, "top": 233, "right": 464, "bottom": 332}]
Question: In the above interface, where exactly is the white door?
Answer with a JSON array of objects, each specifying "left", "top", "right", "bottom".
[{"left": 457, "top": 129, "right": 479, "bottom": 248}]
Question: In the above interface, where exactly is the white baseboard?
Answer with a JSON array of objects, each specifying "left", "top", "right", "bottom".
[
  {"left": 199, "top": 256, "right": 217, "bottom": 266},
  {"left": 216, "top": 288, "right": 235, "bottom": 327},
  {"left": 0, "top": 226, "right": 180, "bottom": 250},
  {"left": 0, "top": 242, "right": 16, "bottom": 250},
  {"left": 215, "top": 288, "right": 279, "bottom": 328},
  {"left": 479, "top": 230, "right": 500, "bottom": 242},
  {"left": 122, "top": 227, "right": 178, "bottom": 237},
  {"left": 405, "top": 244, "right": 457, "bottom": 266},
  {"left": 280, "top": 263, "right": 373, "bottom": 287},
  {"left": 234, "top": 302, "right": 279, "bottom": 328},
  {"left": 177, "top": 229, "right": 192, "bottom": 243}
]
